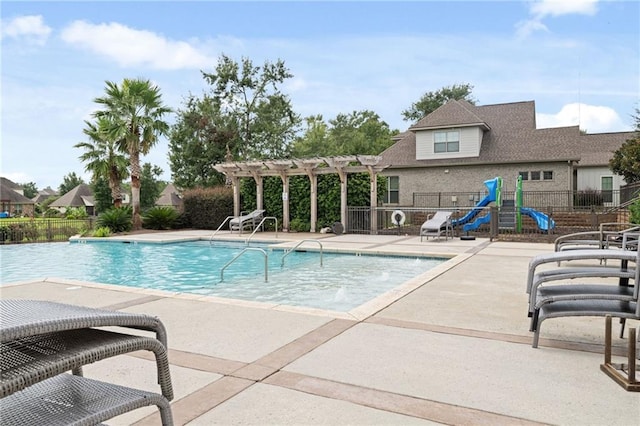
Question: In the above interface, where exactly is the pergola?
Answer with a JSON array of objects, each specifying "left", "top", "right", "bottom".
[{"left": 213, "top": 156, "right": 389, "bottom": 233}]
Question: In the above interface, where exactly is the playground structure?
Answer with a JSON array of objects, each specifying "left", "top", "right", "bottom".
[{"left": 454, "top": 177, "right": 555, "bottom": 233}]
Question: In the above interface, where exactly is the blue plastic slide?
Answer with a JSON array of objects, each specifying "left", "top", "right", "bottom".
[
  {"left": 451, "top": 195, "right": 492, "bottom": 227},
  {"left": 451, "top": 177, "right": 499, "bottom": 228},
  {"left": 520, "top": 207, "right": 555, "bottom": 231},
  {"left": 462, "top": 212, "right": 491, "bottom": 232}
]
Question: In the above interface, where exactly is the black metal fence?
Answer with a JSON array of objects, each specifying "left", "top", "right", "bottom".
[
  {"left": 413, "top": 189, "right": 626, "bottom": 211},
  {"left": 347, "top": 205, "right": 630, "bottom": 243},
  {"left": 0, "top": 218, "right": 94, "bottom": 244}
]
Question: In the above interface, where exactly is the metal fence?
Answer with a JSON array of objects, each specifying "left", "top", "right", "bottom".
[
  {"left": 0, "top": 218, "right": 94, "bottom": 244},
  {"left": 413, "top": 189, "right": 626, "bottom": 211},
  {"left": 347, "top": 205, "right": 630, "bottom": 243}
]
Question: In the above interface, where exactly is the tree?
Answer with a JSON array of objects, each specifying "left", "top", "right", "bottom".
[
  {"left": 75, "top": 117, "right": 129, "bottom": 207},
  {"left": 200, "top": 54, "right": 301, "bottom": 159},
  {"left": 402, "top": 83, "right": 476, "bottom": 123},
  {"left": 93, "top": 78, "right": 172, "bottom": 230},
  {"left": 168, "top": 94, "right": 235, "bottom": 189},
  {"left": 327, "top": 110, "right": 396, "bottom": 155},
  {"left": 610, "top": 108, "right": 640, "bottom": 183},
  {"left": 58, "top": 172, "right": 85, "bottom": 195},
  {"left": 290, "top": 115, "right": 330, "bottom": 157},
  {"left": 91, "top": 176, "right": 113, "bottom": 214},
  {"left": 20, "top": 182, "right": 38, "bottom": 199},
  {"left": 140, "top": 163, "right": 164, "bottom": 210},
  {"left": 291, "top": 110, "right": 396, "bottom": 157}
]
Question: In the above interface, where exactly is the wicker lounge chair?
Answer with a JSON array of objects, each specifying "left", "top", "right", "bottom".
[
  {"left": 420, "top": 211, "right": 453, "bottom": 241},
  {"left": 0, "top": 374, "right": 173, "bottom": 426},
  {"left": 0, "top": 299, "right": 168, "bottom": 348},
  {"left": 525, "top": 249, "right": 639, "bottom": 348},
  {"left": 0, "top": 328, "right": 173, "bottom": 399},
  {"left": 229, "top": 209, "right": 266, "bottom": 233},
  {"left": 0, "top": 300, "right": 174, "bottom": 425}
]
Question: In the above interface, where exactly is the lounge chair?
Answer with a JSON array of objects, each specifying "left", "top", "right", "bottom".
[
  {"left": 229, "top": 209, "right": 265, "bottom": 233},
  {"left": 555, "top": 223, "right": 640, "bottom": 253},
  {"left": 420, "top": 211, "right": 453, "bottom": 241},
  {"left": 524, "top": 249, "right": 640, "bottom": 348}
]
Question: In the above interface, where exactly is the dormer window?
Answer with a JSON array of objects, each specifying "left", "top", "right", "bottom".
[{"left": 434, "top": 131, "right": 459, "bottom": 153}]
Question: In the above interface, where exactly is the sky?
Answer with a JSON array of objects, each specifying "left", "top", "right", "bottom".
[{"left": 1, "top": 0, "right": 639, "bottom": 191}]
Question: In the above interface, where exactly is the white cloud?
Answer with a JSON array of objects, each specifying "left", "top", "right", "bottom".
[
  {"left": 531, "top": 0, "right": 599, "bottom": 18},
  {"left": 1, "top": 15, "right": 51, "bottom": 45},
  {"left": 536, "top": 103, "right": 628, "bottom": 133},
  {"left": 516, "top": 0, "right": 600, "bottom": 38},
  {"left": 60, "top": 20, "right": 213, "bottom": 70}
]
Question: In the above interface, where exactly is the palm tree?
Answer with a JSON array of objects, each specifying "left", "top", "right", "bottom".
[
  {"left": 93, "top": 78, "right": 172, "bottom": 230},
  {"left": 75, "top": 118, "right": 129, "bottom": 208}
]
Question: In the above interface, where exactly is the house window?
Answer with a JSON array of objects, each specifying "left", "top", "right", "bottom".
[
  {"left": 543, "top": 171, "right": 553, "bottom": 180},
  {"left": 530, "top": 171, "right": 540, "bottom": 181},
  {"left": 601, "top": 176, "right": 613, "bottom": 203},
  {"left": 434, "top": 131, "right": 459, "bottom": 153},
  {"left": 385, "top": 176, "right": 399, "bottom": 204},
  {"left": 519, "top": 171, "right": 529, "bottom": 181}
]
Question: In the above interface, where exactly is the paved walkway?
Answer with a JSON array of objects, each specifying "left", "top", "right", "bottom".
[{"left": 2, "top": 231, "right": 638, "bottom": 425}]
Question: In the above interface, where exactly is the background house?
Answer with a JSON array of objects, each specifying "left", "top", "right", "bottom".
[
  {"left": 155, "top": 183, "right": 182, "bottom": 210},
  {"left": 379, "top": 100, "right": 633, "bottom": 208},
  {"left": 32, "top": 186, "right": 58, "bottom": 204},
  {"left": 0, "top": 177, "right": 35, "bottom": 217},
  {"left": 49, "top": 183, "right": 95, "bottom": 215}
]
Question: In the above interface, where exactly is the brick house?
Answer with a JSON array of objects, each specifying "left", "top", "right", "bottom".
[{"left": 379, "top": 100, "right": 633, "bottom": 208}]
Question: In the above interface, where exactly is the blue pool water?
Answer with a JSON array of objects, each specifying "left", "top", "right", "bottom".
[{"left": 0, "top": 241, "right": 445, "bottom": 312}]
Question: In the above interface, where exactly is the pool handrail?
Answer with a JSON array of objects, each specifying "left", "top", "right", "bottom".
[
  {"left": 209, "top": 216, "right": 235, "bottom": 244},
  {"left": 281, "top": 239, "right": 323, "bottom": 268},
  {"left": 220, "top": 247, "right": 268, "bottom": 282},
  {"left": 245, "top": 217, "right": 278, "bottom": 245}
]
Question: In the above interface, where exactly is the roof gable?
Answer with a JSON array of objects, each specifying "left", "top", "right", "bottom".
[
  {"left": 50, "top": 184, "right": 93, "bottom": 207},
  {"left": 0, "top": 183, "right": 34, "bottom": 204},
  {"left": 409, "top": 100, "right": 489, "bottom": 131},
  {"left": 379, "top": 100, "right": 630, "bottom": 169}
]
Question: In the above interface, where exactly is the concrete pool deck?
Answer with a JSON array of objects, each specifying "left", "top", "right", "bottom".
[{"left": 1, "top": 230, "right": 638, "bottom": 425}]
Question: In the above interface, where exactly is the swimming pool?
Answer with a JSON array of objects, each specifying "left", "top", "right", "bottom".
[{"left": 0, "top": 241, "right": 446, "bottom": 312}]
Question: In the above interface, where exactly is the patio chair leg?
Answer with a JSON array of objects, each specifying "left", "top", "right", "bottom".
[
  {"left": 619, "top": 318, "right": 626, "bottom": 339},
  {"left": 530, "top": 309, "right": 540, "bottom": 332}
]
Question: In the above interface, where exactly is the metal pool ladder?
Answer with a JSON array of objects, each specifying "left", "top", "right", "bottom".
[
  {"left": 281, "top": 239, "right": 323, "bottom": 267},
  {"left": 220, "top": 247, "right": 268, "bottom": 282}
]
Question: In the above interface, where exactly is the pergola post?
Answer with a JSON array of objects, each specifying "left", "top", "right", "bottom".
[
  {"left": 265, "top": 160, "right": 293, "bottom": 232},
  {"left": 324, "top": 156, "right": 356, "bottom": 230},
  {"left": 213, "top": 163, "right": 241, "bottom": 217},
  {"left": 242, "top": 162, "right": 265, "bottom": 211},
  {"left": 358, "top": 156, "right": 384, "bottom": 235},
  {"left": 294, "top": 159, "right": 322, "bottom": 232}
]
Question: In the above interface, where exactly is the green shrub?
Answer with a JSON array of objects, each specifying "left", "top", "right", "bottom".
[
  {"left": 142, "top": 206, "right": 179, "bottom": 230},
  {"left": 573, "top": 190, "right": 603, "bottom": 208},
  {"left": 182, "top": 186, "right": 233, "bottom": 229},
  {"left": 65, "top": 207, "right": 88, "bottom": 219},
  {"left": 289, "top": 218, "right": 310, "bottom": 232},
  {"left": 630, "top": 198, "right": 640, "bottom": 224},
  {"left": 0, "top": 226, "right": 9, "bottom": 242},
  {"left": 44, "top": 208, "right": 61, "bottom": 218},
  {"left": 97, "top": 207, "right": 132, "bottom": 233},
  {"left": 93, "top": 226, "right": 112, "bottom": 237}
]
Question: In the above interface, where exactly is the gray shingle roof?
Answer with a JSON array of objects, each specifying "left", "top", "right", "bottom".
[
  {"left": 0, "top": 183, "right": 34, "bottom": 204},
  {"left": 156, "top": 183, "right": 182, "bottom": 208},
  {"left": 50, "top": 184, "right": 94, "bottom": 207},
  {"left": 380, "top": 100, "right": 633, "bottom": 169}
]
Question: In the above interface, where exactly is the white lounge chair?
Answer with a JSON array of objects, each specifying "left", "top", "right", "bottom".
[
  {"left": 420, "top": 211, "right": 453, "bottom": 241},
  {"left": 229, "top": 209, "right": 265, "bottom": 233}
]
